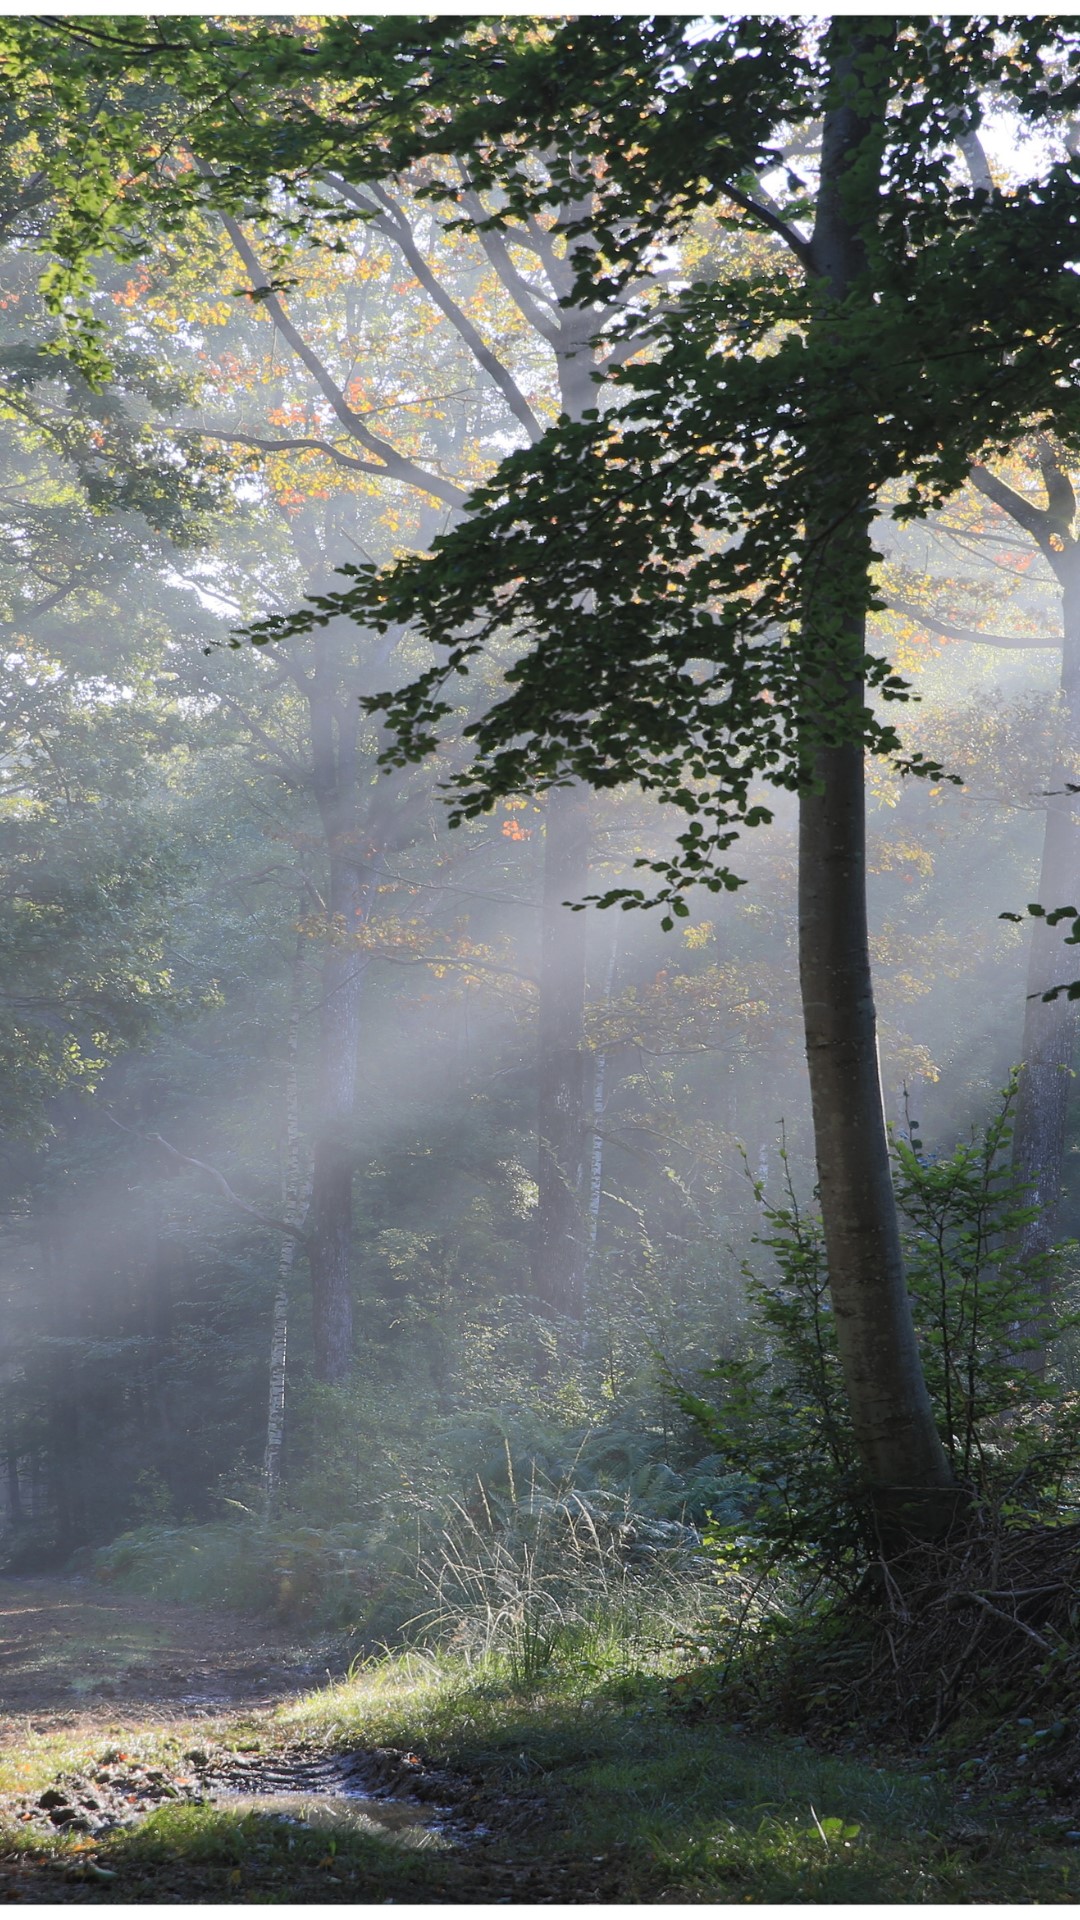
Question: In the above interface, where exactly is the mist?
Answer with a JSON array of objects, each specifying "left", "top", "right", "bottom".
[{"left": 0, "top": 9, "right": 1075, "bottom": 1645}]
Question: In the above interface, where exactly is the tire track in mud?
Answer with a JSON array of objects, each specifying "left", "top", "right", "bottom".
[{"left": 0, "top": 1577, "right": 629, "bottom": 1903}]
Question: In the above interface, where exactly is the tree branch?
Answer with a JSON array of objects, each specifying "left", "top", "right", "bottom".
[
  {"left": 367, "top": 948, "right": 537, "bottom": 986},
  {"left": 458, "top": 186, "right": 565, "bottom": 344},
  {"left": 1034, "top": 432, "right": 1077, "bottom": 535},
  {"left": 957, "top": 126, "right": 993, "bottom": 193},
  {"left": 325, "top": 174, "right": 544, "bottom": 444},
  {"left": 215, "top": 691, "right": 308, "bottom": 781},
  {"left": 215, "top": 206, "right": 467, "bottom": 507},
  {"left": 177, "top": 425, "right": 393, "bottom": 480},
  {"left": 722, "top": 181, "right": 814, "bottom": 268},
  {"left": 970, "top": 462, "right": 1054, "bottom": 550},
  {"left": 105, "top": 1114, "right": 311, "bottom": 1243},
  {"left": 886, "top": 592, "right": 1062, "bottom": 650}
]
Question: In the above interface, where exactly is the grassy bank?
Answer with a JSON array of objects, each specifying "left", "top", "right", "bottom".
[{"left": 4, "top": 1636, "right": 1080, "bottom": 1903}]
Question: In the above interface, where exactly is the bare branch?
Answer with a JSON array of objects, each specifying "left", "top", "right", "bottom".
[
  {"left": 106, "top": 1114, "right": 310, "bottom": 1244},
  {"left": 215, "top": 204, "right": 467, "bottom": 507},
  {"left": 325, "top": 174, "right": 544, "bottom": 444}
]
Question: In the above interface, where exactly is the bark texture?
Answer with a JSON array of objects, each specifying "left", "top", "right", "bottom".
[{"left": 799, "top": 19, "right": 956, "bottom": 1523}]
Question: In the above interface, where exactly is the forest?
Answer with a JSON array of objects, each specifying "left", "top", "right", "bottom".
[{"left": 4, "top": 11, "right": 1080, "bottom": 1904}]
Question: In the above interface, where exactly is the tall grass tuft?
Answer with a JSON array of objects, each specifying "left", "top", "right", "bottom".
[{"left": 400, "top": 1446, "right": 715, "bottom": 1688}]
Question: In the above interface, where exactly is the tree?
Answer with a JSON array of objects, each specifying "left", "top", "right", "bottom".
[
  {"left": 16, "top": 14, "right": 1080, "bottom": 1535},
  {"left": 893, "top": 434, "right": 1080, "bottom": 1353},
  {"left": 235, "top": 17, "right": 1080, "bottom": 1534},
  {"left": 9, "top": 13, "right": 686, "bottom": 1339}
]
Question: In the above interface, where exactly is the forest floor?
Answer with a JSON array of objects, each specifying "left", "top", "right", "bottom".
[{"left": 2, "top": 1573, "right": 1080, "bottom": 1902}]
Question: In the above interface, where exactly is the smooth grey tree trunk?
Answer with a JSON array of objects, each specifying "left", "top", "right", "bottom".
[{"left": 799, "top": 19, "right": 956, "bottom": 1532}]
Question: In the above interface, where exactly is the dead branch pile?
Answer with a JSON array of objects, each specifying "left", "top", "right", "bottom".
[{"left": 797, "top": 1518, "right": 1080, "bottom": 1746}]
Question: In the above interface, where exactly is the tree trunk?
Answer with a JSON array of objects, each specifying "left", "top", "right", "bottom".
[
  {"left": 799, "top": 19, "right": 956, "bottom": 1533},
  {"left": 527, "top": 313, "right": 607, "bottom": 1326},
  {"left": 532, "top": 781, "right": 590, "bottom": 1318},
  {"left": 1010, "top": 557, "right": 1080, "bottom": 1310},
  {"left": 800, "top": 736, "right": 955, "bottom": 1519},
  {"left": 309, "top": 880, "right": 365, "bottom": 1383},
  {"left": 265, "top": 921, "right": 310, "bottom": 1517},
  {"left": 306, "top": 646, "right": 375, "bottom": 1383},
  {"left": 41, "top": 1221, "right": 85, "bottom": 1551},
  {"left": 586, "top": 1048, "right": 607, "bottom": 1264}
]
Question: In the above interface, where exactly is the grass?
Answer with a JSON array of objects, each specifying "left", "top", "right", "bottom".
[
  {"left": 3, "top": 1641, "right": 1080, "bottom": 1901},
  {"left": 280, "top": 1651, "right": 1080, "bottom": 1903},
  {"left": 7, "top": 1484, "right": 1080, "bottom": 1903},
  {"left": 1, "top": 1799, "right": 460, "bottom": 1905}
]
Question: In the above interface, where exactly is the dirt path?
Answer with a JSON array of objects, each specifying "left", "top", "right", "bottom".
[
  {"left": 0, "top": 1574, "right": 348, "bottom": 1741},
  {"left": 0, "top": 1579, "right": 628, "bottom": 1904}
]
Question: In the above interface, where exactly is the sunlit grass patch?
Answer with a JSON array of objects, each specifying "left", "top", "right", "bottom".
[{"left": 4, "top": 1599, "right": 1080, "bottom": 1903}]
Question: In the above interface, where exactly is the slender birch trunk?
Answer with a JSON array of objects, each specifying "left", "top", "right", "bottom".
[{"left": 264, "top": 919, "right": 311, "bottom": 1520}]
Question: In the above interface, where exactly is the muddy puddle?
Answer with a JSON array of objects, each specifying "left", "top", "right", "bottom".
[
  {"left": 215, "top": 1788, "right": 450, "bottom": 1846},
  {"left": 203, "top": 1751, "right": 456, "bottom": 1850},
  {"left": 11, "top": 1745, "right": 464, "bottom": 1853}
]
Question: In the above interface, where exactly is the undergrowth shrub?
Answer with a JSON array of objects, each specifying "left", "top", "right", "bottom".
[
  {"left": 86, "top": 1411, "right": 742, "bottom": 1654},
  {"left": 89, "top": 1517, "right": 382, "bottom": 1627},
  {"left": 662, "top": 1085, "right": 1080, "bottom": 1747},
  {"left": 680, "top": 1082, "right": 1080, "bottom": 1597}
]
